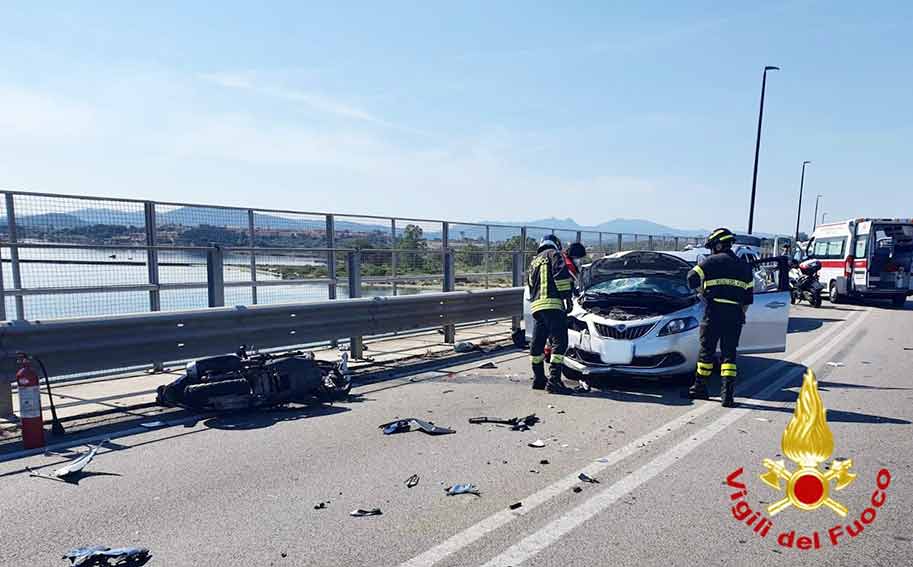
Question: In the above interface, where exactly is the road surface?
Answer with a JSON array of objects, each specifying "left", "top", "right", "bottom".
[{"left": 1, "top": 301, "right": 911, "bottom": 566}]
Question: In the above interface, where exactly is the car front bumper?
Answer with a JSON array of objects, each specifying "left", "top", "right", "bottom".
[{"left": 563, "top": 327, "right": 700, "bottom": 379}]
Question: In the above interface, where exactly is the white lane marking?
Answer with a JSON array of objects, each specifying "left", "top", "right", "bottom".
[
  {"left": 398, "top": 310, "right": 864, "bottom": 567},
  {"left": 481, "top": 308, "right": 871, "bottom": 567}
]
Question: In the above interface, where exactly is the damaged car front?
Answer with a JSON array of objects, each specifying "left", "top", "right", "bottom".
[{"left": 565, "top": 251, "right": 701, "bottom": 378}]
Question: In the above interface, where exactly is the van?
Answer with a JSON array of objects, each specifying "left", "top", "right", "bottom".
[{"left": 806, "top": 218, "right": 913, "bottom": 307}]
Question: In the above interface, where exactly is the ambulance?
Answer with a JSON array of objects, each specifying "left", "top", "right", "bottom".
[{"left": 805, "top": 218, "right": 913, "bottom": 307}]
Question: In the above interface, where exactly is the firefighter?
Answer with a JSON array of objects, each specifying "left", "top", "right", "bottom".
[
  {"left": 686, "top": 227, "right": 754, "bottom": 407},
  {"left": 528, "top": 235, "right": 574, "bottom": 394}
]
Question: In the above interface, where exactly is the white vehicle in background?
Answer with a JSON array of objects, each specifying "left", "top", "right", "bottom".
[
  {"left": 806, "top": 218, "right": 913, "bottom": 307},
  {"left": 731, "top": 234, "right": 763, "bottom": 262},
  {"left": 522, "top": 251, "right": 790, "bottom": 380}
]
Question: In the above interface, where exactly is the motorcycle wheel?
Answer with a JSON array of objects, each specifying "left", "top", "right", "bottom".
[{"left": 183, "top": 379, "right": 251, "bottom": 408}]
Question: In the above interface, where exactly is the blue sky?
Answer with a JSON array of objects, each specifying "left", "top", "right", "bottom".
[{"left": 1, "top": 1, "right": 910, "bottom": 234}]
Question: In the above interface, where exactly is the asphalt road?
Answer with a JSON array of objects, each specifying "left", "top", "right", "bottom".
[{"left": 1, "top": 301, "right": 911, "bottom": 566}]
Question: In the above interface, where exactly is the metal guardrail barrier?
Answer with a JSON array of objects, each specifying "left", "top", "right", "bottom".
[{"left": 0, "top": 288, "right": 524, "bottom": 380}]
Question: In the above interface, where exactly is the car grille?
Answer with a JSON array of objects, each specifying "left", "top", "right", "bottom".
[{"left": 594, "top": 321, "right": 655, "bottom": 340}]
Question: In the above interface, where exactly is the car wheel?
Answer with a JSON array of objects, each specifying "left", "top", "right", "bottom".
[
  {"left": 829, "top": 281, "right": 843, "bottom": 304},
  {"left": 892, "top": 294, "right": 907, "bottom": 308}
]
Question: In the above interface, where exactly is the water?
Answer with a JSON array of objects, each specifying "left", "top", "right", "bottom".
[{"left": 1, "top": 247, "right": 433, "bottom": 321}]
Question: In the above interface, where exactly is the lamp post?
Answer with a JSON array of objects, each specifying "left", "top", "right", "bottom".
[
  {"left": 821, "top": 212, "right": 828, "bottom": 224},
  {"left": 812, "top": 194, "right": 823, "bottom": 232},
  {"left": 747, "top": 65, "right": 780, "bottom": 235},
  {"left": 794, "top": 161, "right": 811, "bottom": 243}
]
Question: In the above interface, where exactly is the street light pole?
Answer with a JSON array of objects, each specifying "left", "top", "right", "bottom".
[
  {"left": 812, "top": 194, "right": 823, "bottom": 231},
  {"left": 821, "top": 212, "right": 828, "bottom": 225},
  {"left": 747, "top": 65, "right": 780, "bottom": 235},
  {"left": 794, "top": 161, "right": 811, "bottom": 243}
]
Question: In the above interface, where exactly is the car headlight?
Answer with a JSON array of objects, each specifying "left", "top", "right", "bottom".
[{"left": 658, "top": 317, "right": 699, "bottom": 336}]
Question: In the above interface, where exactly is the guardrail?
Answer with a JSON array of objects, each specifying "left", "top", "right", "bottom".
[{"left": 0, "top": 287, "right": 524, "bottom": 413}]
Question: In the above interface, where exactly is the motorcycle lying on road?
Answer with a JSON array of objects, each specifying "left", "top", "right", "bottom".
[
  {"left": 156, "top": 346, "right": 351, "bottom": 411},
  {"left": 789, "top": 258, "right": 824, "bottom": 307}
]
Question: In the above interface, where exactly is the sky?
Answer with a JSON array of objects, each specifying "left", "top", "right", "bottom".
[{"left": 1, "top": 1, "right": 910, "bottom": 234}]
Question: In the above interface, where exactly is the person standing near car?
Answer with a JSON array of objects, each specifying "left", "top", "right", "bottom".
[
  {"left": 686, "top": 228, "right": 754, "bottom": 407},
  {"left": 528, "top": 235, "right": 574, "bottom": 394}
]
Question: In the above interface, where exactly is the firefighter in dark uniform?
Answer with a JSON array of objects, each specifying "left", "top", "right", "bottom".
[
  {"left": 686, "top": 228, "right": 754, "bottom": 407},
  {"left": 528, "top": 235, "right": 574, "bottom": 394}
]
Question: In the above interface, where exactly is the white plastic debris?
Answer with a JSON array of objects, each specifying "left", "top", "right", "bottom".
[
  {"left": 528, "top": 439, "right": 546, "bottom": 448},
  {"left": 826, "top": 361, "right": 845, "bottom": 368},
  {"left": 28, "top": 438, "right": 110, "bottom": 480}
]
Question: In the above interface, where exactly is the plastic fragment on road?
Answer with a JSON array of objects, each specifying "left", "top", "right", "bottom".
[
  {"left": 350, "top": 508, "right": 383, "bottom": 517},
  {"left": 453, "top": 342, "right": 477, "bottom": 353},
  {"left": 540, "top": 459, "right": 550, "bottom": 465},
  {"left": 405, "top": 474, "right": 420, "bottom": 488},
  {"left": 379, "top": 418, "right": 455, "bottom": 436},
  {"left": 572, "top": 486, "right": 583, "bottom": 493},
  {"left": 29, "top": 438, "right": 110, "bottom": 481},
  {"left": 509, "top": 502, "right": 523, "bottom": 510},
  {"left": 528, "top": 439, "right": 546, "bottom": 448},
  {"left": 468, "top": 414, "right": 539, "bottom": 431},
  {"left": 139, "top": 421, "right": 165, "bottom": 429},
  {"left": 445, "top": 483, "right": 481, "bottom": 496},
  {"left": 62, "top": 545, "right": 151, "bottom": 566},
  {"left": 314, "top": 502, "right": 328, "bottom": 510},
  {"left": 578, "top": 473, "right": 600, "bottom": 484},
  {"left": 826, "top": 361, "right": 845, "bottom": 367}
]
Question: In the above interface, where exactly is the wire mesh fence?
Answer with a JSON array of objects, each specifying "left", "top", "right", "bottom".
[{"left": 0, "top": 189, "right": 743, "bottom": 322}]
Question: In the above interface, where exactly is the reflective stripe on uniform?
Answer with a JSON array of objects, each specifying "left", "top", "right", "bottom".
[
  {"left": 696, "top": 360, "right": 714, "bottom": 377},
  {"left": 704, "top": 278, "right": 753, "bottom": 289},
  {"left": 696, "top": 366, "right": 713, "bottom": 377},
  {"left": 712, "top": 298, "right": 741, "bottom": 305},
  {"left": 721, "top": 362, "right": 737, "bottom": 377},
  {"left": 555, "top": 278, "right": 572, "bottom": 291},
  {"left": 550, "top": 354, "right": 564, "bottom": 365},
  {"left": 539, "top": 259, "right": 549, "bottom": 300},
  {"left": 530, "top": 354, "right": 544, "bottom": 364},
  {"left": 693, "top": 265, "right": 705, "bottom": 281},
  {"left": 531, "top": 298, "right": 564, "bottom": 312}
]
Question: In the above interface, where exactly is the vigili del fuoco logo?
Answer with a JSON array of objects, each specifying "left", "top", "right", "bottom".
[{"left": 724, "top": 368, "right": 893, "bottom": 550}]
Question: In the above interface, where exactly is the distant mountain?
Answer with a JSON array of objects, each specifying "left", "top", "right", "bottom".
[
  {"left": 483, "top": 217, "right": 708, "bottom": 237},
  {"left": 12, "top": 212, "right": 88, "bottom": 228}
]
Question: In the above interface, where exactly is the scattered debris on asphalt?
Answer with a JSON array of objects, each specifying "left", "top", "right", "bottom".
[
  {"left": 572, "top": 486, "right": 583, "bottom": 493},
  {"left": 509, "top": 502, "right": 523, "bottom": 510},
  {"left": 540, "top": 459, "right": 550, "bottom": 465},
  {"left": 445, "top": 483, "right": 481, "bottom": 496},
  {"left": 442, "top": 389, "right": 455, "bottom": 394},
  {"left": 468, "top": 414, "right": 539, "bottom": 431},
  {"left": 29, "top": 439, "right": 110, "bottom": 482},
  {"left": 314, "top": 502, "right": 328, "bottom": 510},
  {"left": 754, "top": 417, "right": 771, "bottom": 423},
  {"left": 478, "top": 362, "right": 498, "bottom": 369},
  {"left": 453, "top": 342, "right": 478, "bottom": 353},
  {"left": 528, "top": 439, "right": 546, "bottom": 448},
  {"left": 405, "top": 474, "right": 420, "bottom": 488},
  {"left": 904, "top": 347, "right": 913, "bottom": 351},
  {"left": 139, "top": 421, "right": 165, "bottom": 429},
  {"left": 62, "top": 545, "right": 150, "bottom": 566},
  {"left": 350, "top": 508, "right": 383, "bottom": 517},
  {"left": 578, "top": 473, "right": 600, "bottom": 484},
  {"left": 596, "top": 458, "right": 609, "bottom": 463},
  {"left": 826, "top": 361, "right": 845, "bottom": 368},
  {"left": 379, "top": 418, "right": 455, "bottom": 436}
]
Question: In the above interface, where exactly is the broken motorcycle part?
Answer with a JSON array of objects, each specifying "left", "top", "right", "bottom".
[
  {"left": 405, "top": 474, "right": 420, "bottom": 488},
  {"left": 379, "top": 418, "right": 455, "bottom": 436},
  {"left": 468, "top": 414, "right": 539, "bottom": 431},
  {"left": 62, "top": 545, "right": 150, "bottom": 566},
  {"left": 28, "top": 438, "right": 110, "bottom": 481},
  {"left": 509, "top": 502, "right": 523, "bottom": 510},
  {"left": 528, "top": 440, "right": 546, "bottom": 448},
  {"left": 445, "top": 483, "right": 481, "bottom": 496},
  {"left": 578, "top": 473, "right": 600, "bottom": 484},
  {"left": 350, "top": 508, "right": 383, "bottom": 517}
]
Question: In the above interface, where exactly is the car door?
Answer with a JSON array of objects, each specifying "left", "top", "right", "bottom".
[{"left": 739, "top": 257, "right": 790, "bottom": 353}]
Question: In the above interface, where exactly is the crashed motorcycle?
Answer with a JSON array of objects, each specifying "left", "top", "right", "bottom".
[
  {"left": 789, "top": 258, "right": 824, "bottom": 307},
  {"left": 156, "top": 347, "right": 351, "bottom": 411}
]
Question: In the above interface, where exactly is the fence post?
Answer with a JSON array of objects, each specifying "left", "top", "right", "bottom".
[
  {"left": 576, "top": 230, "right": 582, "bottom": 243},
  {"left": 326, "top": 214, "right": 336, "bottom": 301},
  {"left": 598, "top": 232, "right": 603, "bottom": 254},
  {"left": 442, "top": 249, "right": 455, "bottom": 344},
  {"left": 617, "top": 233, "right": 623, "bottom": 252},
  {"left": 0, "top": 246, "right": 6, "bottom": 322},
  {"left": 207, "top": 245, "right": 225, "bottom": 308},
  {"left": 674, "top": 236, "right": 680, "bottom": 250},
  {"left": 143, "top": 202, "right": 161, "bottom": 312},
  {"left": 0, "top": 245, "right": 11, "bottom": 412},
  {"left": 648, "top": 235, "right": 654, "bottom": 251},
  {"left": 249, "top": 209, "right": 258, "bottom": 304},
  {"left": 5, "top": 193, "right": 24, "bottom": 320},
  {"left": 511, "top": 252, "right": 523, "bottom": 332},
  {"left": 390, "top": 219, "right": 397, "bottom": 296},
  {"left": 347, "top": 251, "right": 363, "bottom": 358}
]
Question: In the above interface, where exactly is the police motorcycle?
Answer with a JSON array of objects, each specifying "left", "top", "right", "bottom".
[{"left": 789, "top": 258, "right": 824, "bottom": 307}]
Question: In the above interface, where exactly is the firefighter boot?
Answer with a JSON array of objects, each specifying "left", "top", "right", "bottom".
[
  {"left": 720, "top": 377, "right": 736, "bottom": 408},
  {"left": 687, "top": 376, "right": 710, "bottom": 400},
  {"left": 546, "top": 363, "right": 573, "bottom": 395},
  {"left": 531, "top": 361, "right": 547, "bottom": 390}
]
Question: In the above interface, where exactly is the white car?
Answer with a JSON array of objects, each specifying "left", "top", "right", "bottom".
[{"left": 523, "top": 251, "right": 790, "bottom": 380}]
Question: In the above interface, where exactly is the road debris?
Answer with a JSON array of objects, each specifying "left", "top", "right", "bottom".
[
  {"left": 478, "top": 362, "right": 498, "bottom": 369},
  {"left": 528, "top": 439, "right": 546, "bottom": 448},
  {"left": 379, "top": 418, "right": 455, "bottom": 436},
  {"left": 139, "top": 421, "right": 165, "bottom": 429},
  {"left": 540, "top": 459, "right": 550, "bottom": 465},
  {"left": 445, "top": 483, "right": 481, "bottom": 496},
  {"left": 405, "top": 474, "right": 420, "bottom": 488},
  {"left": 826, "top": 361, "right": 845, "bottom": 367},
  {"left": 314, "top": 502, "right": 328, "bottom": 510},
  {"left": 468, "top": 414, "right": 539, "bottom": 431},
  {"left": 453, "top": 342, "right": 478, "bottom": 353},
  {"left": 29, "top": 438, "right": 110, "bottom": 482},
  {"left": 62, "top": 545, "right": 150, "bottom": 566},
  {"left": 572, "top": 486, "right": 583, "bottom": 493},
  {"left": 578, "top": 473, "right": 600, "bottom": 484},
  {"left": 754, "top": 417, "right": 771, "bottom": 422},
  {"left": 509, "top": 502, "right": 523, "bottom": 510},
  {"left": 350, "top": 508, "right": 383, "bottom": 517}
]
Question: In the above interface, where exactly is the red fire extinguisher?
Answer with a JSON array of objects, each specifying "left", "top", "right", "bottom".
[{"left": 16, "top": 353, "right": 45, "bottom": 449}]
